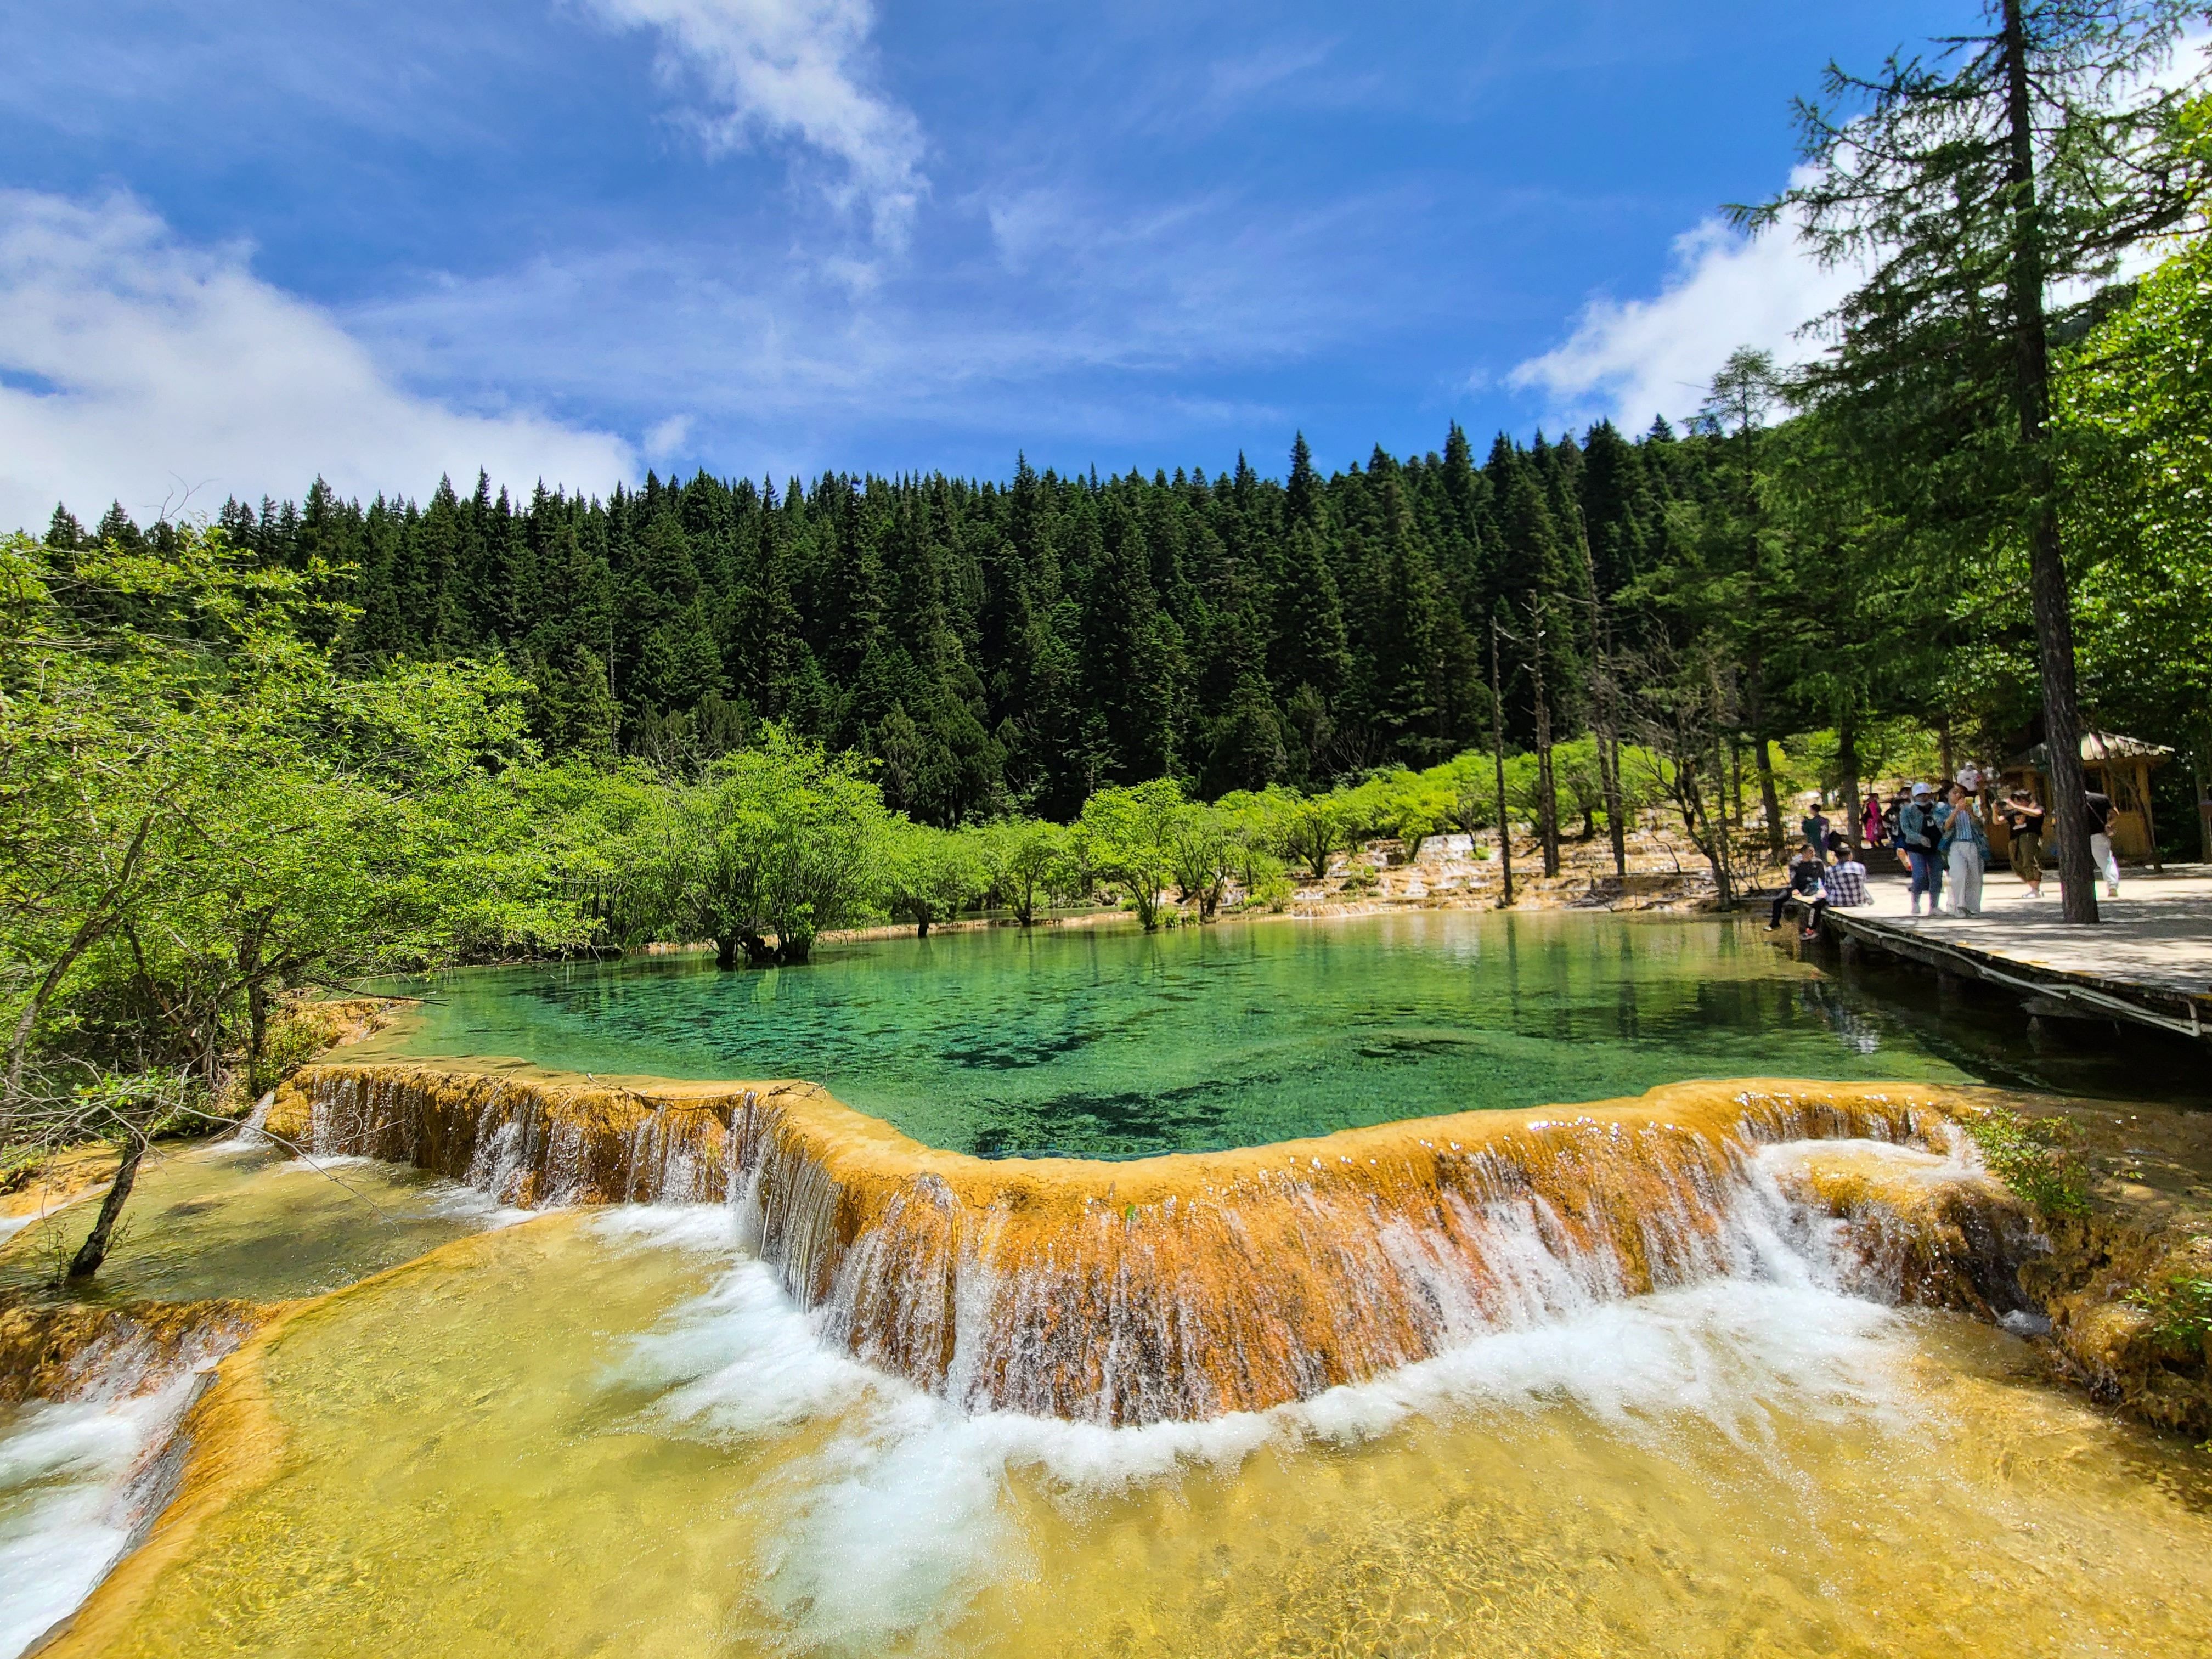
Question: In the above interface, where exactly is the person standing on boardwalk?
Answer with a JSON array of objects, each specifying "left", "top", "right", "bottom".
[
  {"left": 1861, "top": 791, "right": 1887, "bottom": 851},
  {"left": 2079, "top": 787, "right": 2121, "bottom": 899},
  {"left": 1940, "top": 782, "right": 1988, "bottom": 917},
  {"left": 1897, "top": 783, "right": 1947, "bottom": 916},
  {"left": 2001, "top": 789, "right": 2046, "bottom": 898},
  {"left": 1801, "top": 803, "right": 1832, "bottom": 863}
]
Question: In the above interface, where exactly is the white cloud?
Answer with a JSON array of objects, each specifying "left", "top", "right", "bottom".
[
  {"left": 644, "top": 412, "right": 693, "bottom": 459},
  {"left": 1509, "top": 192, "right": 1861, "bottom": 431},
  {"left": 0, "top": 190, "right": 636, "bottom": 535},
  {"left": 576, "top": 0, "right": 926, "bottom": 246}
]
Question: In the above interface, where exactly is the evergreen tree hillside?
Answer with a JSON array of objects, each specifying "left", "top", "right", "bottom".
[{"left": 53, "top": 428, "right": 1744, "bottom": 823}]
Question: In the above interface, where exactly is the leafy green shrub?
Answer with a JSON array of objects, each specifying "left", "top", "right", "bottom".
[
  {"left": 1959, "top": 1108, "right": 2090, "bottom": 1216},
  {"left": 2125, "top": 1272, "right": 2212, "bottom": 1356}
]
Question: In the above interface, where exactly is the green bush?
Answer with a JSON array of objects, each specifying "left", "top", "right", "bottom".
[
  {"left": 1959, "top": 1108, "right": 2090, "bottom": 1216},
  {"left": 2125, "top": 1272, "right": 2212, "bottom": 1356}
]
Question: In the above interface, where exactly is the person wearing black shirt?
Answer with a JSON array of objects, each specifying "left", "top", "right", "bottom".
[
  {"left": 2080, "top": 790, "right": 2120, "bottom": 898},
  {"left": 2000, "top": 790, "right": 2045, "bottom": 898},
  {"left": 1768, "top": 844, "right": 1826, "bottom": 929}
]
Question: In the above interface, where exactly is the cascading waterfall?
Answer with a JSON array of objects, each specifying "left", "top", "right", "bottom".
[{"left": 273, "top": 1065, "right": 2038, "bottom": 1426}]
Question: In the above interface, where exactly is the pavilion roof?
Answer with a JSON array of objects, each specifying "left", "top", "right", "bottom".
[{"left": 2010, "top": 730, "right": 2175, "bottom": 769}]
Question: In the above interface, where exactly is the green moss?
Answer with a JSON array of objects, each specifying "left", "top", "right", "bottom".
[{"left": 1959, "top": 1107, "right": 2090, "bottom": 1217}]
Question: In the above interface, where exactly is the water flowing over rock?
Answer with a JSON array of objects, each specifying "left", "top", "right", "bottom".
[{"left": 272, "top": 1065, "right": 2040, "bottom": 1425}]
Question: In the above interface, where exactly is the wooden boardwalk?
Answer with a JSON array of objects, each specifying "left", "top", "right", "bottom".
[{"left": 1798, "top": 863, "right": 2212, "bottom": 1041}]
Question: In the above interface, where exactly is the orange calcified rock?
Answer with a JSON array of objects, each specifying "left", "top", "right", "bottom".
[{"left": 273, "top": 1065, "right": 2008, "bottom": 1426}]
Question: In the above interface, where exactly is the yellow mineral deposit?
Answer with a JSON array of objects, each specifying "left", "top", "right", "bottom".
[
  {"left": 26, "top": 1062, "right": 2212, "bottom": 1659},
  {"left": 266, "top": 1063, "right": 2027, "bottom": 1424}
]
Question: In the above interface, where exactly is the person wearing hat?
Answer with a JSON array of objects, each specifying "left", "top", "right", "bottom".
[{"left": 1895, "top": 782, "right": 1949, "bottom": 916}]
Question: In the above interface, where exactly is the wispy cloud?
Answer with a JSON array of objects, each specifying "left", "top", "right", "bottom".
[
  {"left": 574, "top": 0, "right": 926, "bottom": 246},
  {"left": 0, "top": 191, "right": 635, "bottom": 532},
  {"left": 1508, "top": 182, "right": 1859, "bottom": 430}
]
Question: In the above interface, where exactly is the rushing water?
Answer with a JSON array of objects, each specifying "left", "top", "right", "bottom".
[
  {"left": 343, "top": 911, "right": 2079, "bottom": 1159},
  {"left": 0, "top": 1142, "right": 527, "bottom": 1657},
  {"left": 63, "top": 1206, "right": 2212, "bottom": 1659},
  {"left": 16, "top": 915, "right": 2212, "bottom": 1655}
]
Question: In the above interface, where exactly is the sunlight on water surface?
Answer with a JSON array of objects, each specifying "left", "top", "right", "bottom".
[
  {"left": 72, "top": 1209, "right": 2212, "bottom": 1659},
  {"left": 354, "top": 912, "right": 2022, "bottom": 1157}
]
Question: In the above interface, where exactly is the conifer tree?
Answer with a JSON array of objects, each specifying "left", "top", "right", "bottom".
[{"left": 1748, "top": 0, "right": 2208, "bottom": 920}]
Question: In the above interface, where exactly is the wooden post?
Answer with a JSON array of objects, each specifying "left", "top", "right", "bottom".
[{"left": 2139, "top": 759, "right": 2163, "bottom": 872}]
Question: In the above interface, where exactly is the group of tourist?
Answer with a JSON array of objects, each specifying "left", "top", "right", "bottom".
[{"left": 1769, "top": 769, "right": 2129, "bottom": 934}]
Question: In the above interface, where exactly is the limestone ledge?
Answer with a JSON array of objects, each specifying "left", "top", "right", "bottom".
[
  {"left": 275, "top": 1062, "right": 2040, "bottom": 1426},
  {"left": 0, "top": 1296, "right": 266, "bottom": 1406}
]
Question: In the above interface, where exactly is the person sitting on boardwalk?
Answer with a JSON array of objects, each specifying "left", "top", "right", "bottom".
[
  {"left": 1824, "top": 845, "right": 1871, "bottom": 911},
  {"left": 1768, "top": 843, "right": 1827, "bottom": 931},
  {"left": 2000, "top": 788, "right": 2046, "bottom": 899},
  {"left": 1940, "top": 783, "right": 1989, "bottom": 917},
  {"left": 1896, "top": 783, "right": 1948, "bottom": 916},
  {"left": 1791, "top": 845, "right": 1869, "bottom": 940}
]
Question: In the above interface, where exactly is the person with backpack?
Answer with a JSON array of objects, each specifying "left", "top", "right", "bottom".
[
  {"left": 1895, "top": 783, "right": 1948, "bottom": 917},
  {"left": 1940, "top": 782, "right": 1989, "bottom": 917}
]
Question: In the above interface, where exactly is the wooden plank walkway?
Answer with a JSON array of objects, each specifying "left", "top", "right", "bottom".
[{"left": 1794, "top": 863, "right": 2212, "bottom": 1041}]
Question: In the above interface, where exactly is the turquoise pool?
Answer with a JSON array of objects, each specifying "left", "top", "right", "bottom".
[{"left": 350, "top": 910, "right": 2074, "bottom": 1159}]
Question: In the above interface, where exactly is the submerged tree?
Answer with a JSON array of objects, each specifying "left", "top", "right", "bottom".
[{"left": 1746, "top": 0, "right": 2210, "bottom": 920}]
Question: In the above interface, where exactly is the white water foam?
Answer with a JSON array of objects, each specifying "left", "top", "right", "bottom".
[
  {"left": 0, "top": 1380, "right": 199, "bottom": 1659},
  {"left": 599, "top": 1147, "right": 1949, "bottom": 1654}
]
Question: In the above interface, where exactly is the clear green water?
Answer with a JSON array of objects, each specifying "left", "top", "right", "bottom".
[
  {"left": 354, "top": 911, "right": 2056, "bottom": 1160},
  {"left": 0, "top": 1142, "right": 513, "bottom": 1305}
]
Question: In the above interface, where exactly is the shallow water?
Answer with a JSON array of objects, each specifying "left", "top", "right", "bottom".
[
  {"left": 0, "top": 1138, "right": 534, "bottom": 1659},
  {"left": 0, "top": 1384, "right": 196, "bottom": 1659},
  {"left": 353, "top": 912, "right": 2033, "bottom": 1159},
  {"left": 0, "top": 1139, "right": 524, "bottom": 1306},
  {"left": 72, "top": 1207, "right": 2212, "bottom": 1659}
]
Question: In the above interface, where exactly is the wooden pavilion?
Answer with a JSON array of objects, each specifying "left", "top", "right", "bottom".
[{"left": 1991, "top": 730, "right": 2174, "bottom": 867}]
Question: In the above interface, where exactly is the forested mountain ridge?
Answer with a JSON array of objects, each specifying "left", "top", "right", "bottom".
[{"left": 43, "top": 424, "right": 1713, "bottom": 823}]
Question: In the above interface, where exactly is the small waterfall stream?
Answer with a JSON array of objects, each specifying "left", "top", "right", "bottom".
[{"left": 285, "top": 1065, "right": 2038, "bottom": 1425}]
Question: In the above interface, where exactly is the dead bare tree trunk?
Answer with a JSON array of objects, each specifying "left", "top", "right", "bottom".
[
  {"left": 68, "top": 1131, "right": 146, "bottom": 1280},
  {"left": 1491, "top": 621, "right": 1515, "bottom": 907},
  {"left": 1531, "top": 619, "right": 1559, "bottom": 879}
]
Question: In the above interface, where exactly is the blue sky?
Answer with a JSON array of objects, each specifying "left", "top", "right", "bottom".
[{"left": 1, "top": 1, "right": 1959, "bottom": 526}]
